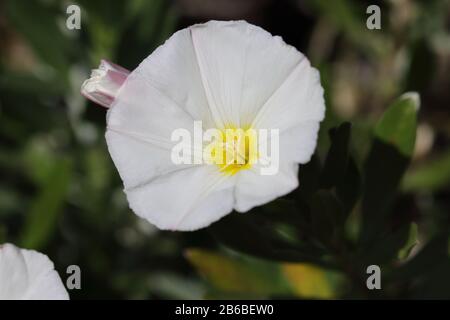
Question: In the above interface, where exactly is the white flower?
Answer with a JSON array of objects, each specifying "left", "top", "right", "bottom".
[
  {"left": 83, "top": 20, "right": 325, "bottom": 231},
  {"left": 0, "top": 243, "right": 69, "bottom": 300}
]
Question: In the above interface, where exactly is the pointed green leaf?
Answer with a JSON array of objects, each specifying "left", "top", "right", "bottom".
[
  {"left": 374, "top": 92, "right": 419, "bottom": 157},
  {"left": 360, "top": 93, "right": 419, "bottom": 246}
]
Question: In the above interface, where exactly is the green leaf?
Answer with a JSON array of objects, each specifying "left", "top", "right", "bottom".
[
  {"left": 360, "top": 223, "right": 411, "bottom": 265},
  {"left": 398, "top": 223, "right": 419, "bottom": 260},
  {"left": 21, "top": 158, "right": 72, "bottom": 249},
  {"left": 282, "top": 263, "right": 342, "bottom": 299},
  {"left": 386, "top": 232, "right": 449, "bottom": 282},
  {"left": 402, "top": 150, "right": 450, "bottom": 192},
  {"left": 360, "top": 93, "right": 419, "bottom": 246},
  {"left": 22, "top": 137, "right": 58, "bottom": 186},
  {"left": 316, "top": 122, "right": 361, "bottom": 218},
  {"left": 185, "top": 249, "right": 289, "bottom": 297},
  {"left": 186, "top": 249, "right": 340, "bottom": 299},
  {"left": 0, "top": 71, "right": 65, "bottom": 96},
  {"left": 209, "top": 211, "right": 330, "bottom": 266},
  {"left": 320, "top": 122, "right": 351, "bottom": 188},
  {"left": 76, "top": 0, "right": 128, "bottom": 62},
  {"left": 374, "top": 92, "right": 419, "bottom": 157}
]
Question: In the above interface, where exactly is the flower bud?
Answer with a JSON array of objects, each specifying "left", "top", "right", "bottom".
[{"left": 81, "top": 59, "right": 130, "bottom": 108}]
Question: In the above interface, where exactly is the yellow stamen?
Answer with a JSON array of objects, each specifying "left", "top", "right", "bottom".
[{"left": 205, "top": 126, "right": 258, "bottom": 175}]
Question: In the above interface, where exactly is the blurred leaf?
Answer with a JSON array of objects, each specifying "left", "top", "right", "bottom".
[
  {"left": 0, "top": 186, "right": 22, "bottom": 215},
  {"left": 398, "top": 223, "right": 419, "bottom": 260},
  {"left": 84, "top": 147, "right": 112, "bottom": 193},
  {"left": 21, "top": 158, "right": 72, "bottom": 249},
  {"left": 257, "top": 199, "right": 324, "bottom": 251},
  {"left": 77, "top": 0, "right": 128, "bottom": 62},
  {"left": 86, "top": 18, "right": 119, "bottom": 62},
  {"left": 5, "top": 0, "right": 71, "bottom": 79},
  {"left": 309, "top": 0, "right": 390, "bottom": 57},
  {"left": 22, "top": 137, "right": 58, "bottom": 186},
  {"left": 282, "top": 263, "right": 337, "bottom": 299},
  {"left": 186, "top": 249, "right": 340, "bottom": 299},
  {"left": 402, "top": 150, "right": 450, "bottom": 192},
  {"left": 0, "top": 71, "right": 65, "bottom": 96},
  {"left": 320, "top": 122, "right": 351, "bottom": 188},
  {"left": 146, "top": 272, "right": 205, "bottom": 300},
  {"left": 127, "top": 0, "right": 174, "bottom": 42},
  {"left": 361, "top": 223, "right": 411, "bottom": 265},
  {"left": 360, "top": 93, "right": 419, "bottom": 245},
  {"left": 387, "top": 232, "right": 449, "bottom": 282},
  {"left": 318, "top": 122, "right": 360, "bottom": 219},
  {"left": 185, "top": 249, "right": 289, "bottom": 296},
  {"left": 209, "top": 212, "right": 330, "bottom": 266},
  {"left": 207, "top": 211, "right": 283, "bottom": 259},
  {"left": 116, "top": 0, "right": 177, "bottom": 68}
]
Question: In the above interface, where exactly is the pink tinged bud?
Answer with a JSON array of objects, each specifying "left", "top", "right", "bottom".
[{"left": 81, "top": 59, "right": 130, "bottom": 108}]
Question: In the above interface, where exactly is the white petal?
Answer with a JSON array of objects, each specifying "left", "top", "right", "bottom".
[
  {"left": 134, "top": 28, "right": 215, "bottom": 128},
  {"left": 106, "top": 71, "right": 199, "bottom": 189},
  {"left": 125, "top": 166, "right": 235, "bottom": 231},
  {"left": 190, "top": 20, "right": 305, "bottom": 128},
  {"left": 234, "top": 162, "right": 299, "bottom": 212},
  {"left": 279, "top": 121, "right": 321, "bottom": 164},
  {"left": 106, "top": 129, "right": 192, "bottom": 190},
  {"left": 0, "top": 243, "right": 69, "bottom": 300},
  {"left": 253, "top": 65, "right": 325, "bottom": 132}
]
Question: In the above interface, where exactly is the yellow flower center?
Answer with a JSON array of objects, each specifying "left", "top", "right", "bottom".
[{"left": 205, "top": 126, "right": 258, "bottom": 175}]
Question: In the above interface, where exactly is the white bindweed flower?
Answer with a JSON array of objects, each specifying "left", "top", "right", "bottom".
[
  {"left": 0, "top": 243, "right": 69, "bottom": 300},
  {"left": 81, "top": 20, "right": 325, "bottom": 231}
]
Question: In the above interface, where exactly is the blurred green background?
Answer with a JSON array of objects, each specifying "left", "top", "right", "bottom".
[{"left": 0, "top": 0, "right": 449, "bottom": 299}]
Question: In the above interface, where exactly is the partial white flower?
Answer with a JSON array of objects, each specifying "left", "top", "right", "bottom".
[
  {"left": 82, "top": 20, "right": 325, "bottom": 231},
  {"left": 0, "top": 243, "right": 69, "bottom": 300}
]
